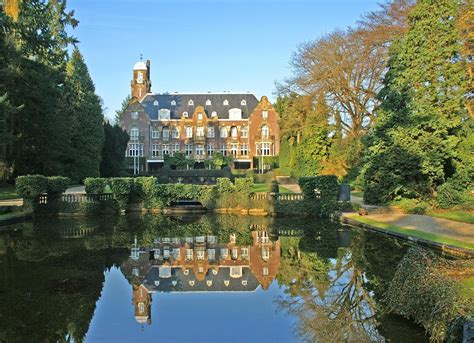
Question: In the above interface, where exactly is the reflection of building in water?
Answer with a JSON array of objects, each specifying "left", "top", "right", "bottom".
[{"left": 121, "top": 230, "right": 280, "bottom": 324}]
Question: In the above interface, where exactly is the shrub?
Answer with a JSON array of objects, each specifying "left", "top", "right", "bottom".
[
  {"left": 235, "top": 177, "right": 253, "bottom": 207},
  {"left": 392, "top": 198, "right": 431, "bottom": 214},
  {"left": 15, "top": 175, "right": 48, "bottom": 199},
  {"left": 47, "top": 176, "right": 71, "bottom": 194},
  {"left": 436, "top": 178, "right": 469, "bottom": 209},
  {"left": 84, "top": 178, "right": 109, "bottom": 194},
  {"left": 133, "top": 177, "right": 158, "bottom": 202},
  {"left": 298, "top": 175, "right": 339, "bottom": 216},
  {"left": 269, "top": 180, "right": 279, "bottom": 193},
  {"left": 109, "top": 178, "right": 134, "bottom": 211}
]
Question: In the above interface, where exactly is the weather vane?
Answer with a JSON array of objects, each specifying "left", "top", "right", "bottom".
[{"left": 140, "top": 53, "right": 143, "bottom": 60}]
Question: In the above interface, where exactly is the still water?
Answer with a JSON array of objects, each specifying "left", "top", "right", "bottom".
[{"left": 0, "top": 214, "right": 429, "bottom": 342}]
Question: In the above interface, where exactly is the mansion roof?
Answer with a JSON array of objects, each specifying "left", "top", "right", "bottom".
[{"left": 140, "top": 93, "right": 260, "bottom": 120}]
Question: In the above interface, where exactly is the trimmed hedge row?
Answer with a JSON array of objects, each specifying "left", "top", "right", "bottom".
[{"left": 297, "top": 175, "right": 339, "bottom": 217}]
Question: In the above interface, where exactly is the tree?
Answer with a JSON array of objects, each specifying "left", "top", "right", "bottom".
[
  {"left": 63, "top": 48, "right": 104, "bottom": 182},
  {"left": 362, "top": 0, "right": 471, "bottom": 204},
  {"left": 115, "top": 95, "right": 131, "bottom": 125},
  {"left": 211, "top": 152, "right": 232, "bottom": 169},
  {"left": 100, "top": 122, "right": 129, "bottom": 177}
]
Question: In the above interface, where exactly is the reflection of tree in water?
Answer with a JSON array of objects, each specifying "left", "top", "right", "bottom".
[{"left": 276, "top": 222, "right": 382, "bottom": 342}]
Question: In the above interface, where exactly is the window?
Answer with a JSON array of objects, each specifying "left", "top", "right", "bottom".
[
  {"left": 183, "top": 111, "right": 188, "bottom": 118},
  {"left": 196, "top": 249, "right": 205, "bottom": 260},
  {"left": 262, "top": 247, "right": 270, "bottom": 260},
  {"left": 229, "top": 108, "right": 242, "bottom": 120},
  {"left": 186, "top": 249, "right": 193, "bottom": 260},
  {"left": 220, "top": 127, "right": 228, "bottom": 138},
  {"left": 230, "top": 126, "right": 238, "bottom": 138},
  {"left": 241, "top": 127, "right": 248, "bottom": 138},
  {"left": 171, "top": 100, "right": 176, "bottom": 106},
  {"left": 185, "top": 126, "right": 193, "bottom": 138},
  {"left": 211, "top": 111, "right": 217, "bottom": 118},
  {"left": 207, "top": 143, "right": 214, "bottom": 157},
  {"left": 195, "top": 144, "right": 204, "bottom": 156},
  {"left": 188, "top": 99, "right": 194, "bottom": 106},
  {"left": 127, "top": 143, "right": 144, "bottom": 157},
  {"left": 153, "top": 100, "right": 159, "bottom": 106},
  {"left": 220, "top": 144, "right": 228, "bottom": 156},
  {"left": 130, "top": 128, "right": 139, "bottom": 140},
  {"left": 172, "top": 144, "right": 180, "bottom": 155},
  {"left": 223, "top": 99, "right": 229, "bottom": 106},
  {"left": 262, "top": 110, "right": 268, "bottom": 119},
  {"left": 162, "top": 127, "right": 170, "bottom": 140},
  {"left": 240, "top": 143, "right": 249, "bottom": 156},
  {"left": 162, "top": 144, "right": 169, "bottom": 156},
  {"left": 206, "top": 99, "right": 212, "bottom": 106},
  {"left": 151, "top": 144, "right": 160, "bottom": 157},
  {"left": 220, "top": 248, "right": 228, "bottom": 259},
  {"left": 241, "top": 247, "right": 249, "bottom": 258},
  {"left": 206, "top": 280, "right": 213, "bottom": 287},
  {"left": 158, "top": 109, "right": 170, "bottom": 120},
  {"left": 230, "top": 266, "right": 242, "bottom": 278},
  {"left": 231, "top": 248, "right": 238, "bottom": 260},
  {"left": 138, "top": 302, "right": 145, "bottom": 314},
  {"left": 137, "top": 72, "right": 143, "bottom": 84},
  {"left": 172, "top": 127, "right": 179, "bottom": 138},
  {"left": 260, "top": 143, "right": 271, "bottom": 156},
  {"left": 185, "top": 144, "right": 193, "bottom": 156},
  {"left": 263, "top": 267, "right": 269, "bottom": 276},
  {"left": 131, "top": 111, "right": 138, "bottom": 120},
  {"left": 241, "top": 99, "right": 247, "bottom": 106},
  {"left": 151, "top": 130, "right": 160, "bottom": 139},
  {"left": 261, "top": 125, "right": 269, "bottom": 138},
  {"left": 196, "top": 126, "right": 204, "bottom": 137},
  {"left": 197, "top": 113, "right": 203, "bottom": 120},
  {"left": 207, "top": 126, "right": 215, "bottom": 138},
  {"left": 208, "top": 249, "right": 216, "bottom": 261},
  {"left": 230, "top": 143, "right": 238, "bottom": 157}
]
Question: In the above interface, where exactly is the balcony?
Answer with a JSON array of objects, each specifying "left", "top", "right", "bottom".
[{"left": 194, "top": 134, "right": 206, "bottom": 142}]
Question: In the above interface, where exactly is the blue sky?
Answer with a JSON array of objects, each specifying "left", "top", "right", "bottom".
[{"left": 68, "top": 0, "right": 381, "bottom": 120}]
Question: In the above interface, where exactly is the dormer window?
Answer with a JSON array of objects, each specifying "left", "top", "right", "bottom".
[
  {"left": 223, "top": 99, "right": 229, "bottom": 106},
  {"left": 211, "top": 111, "right": 217, "bottom": 118},
  {"left": 197, "top": 113, "right": 203, "bottom": 120},
  {"left": 188, "top": 99, "right": 194, "bottom": 106},
  {"left": 153, "top": 100, "right": 159, "bottom": 106},
  {"left": 171, "top": 100, "right": 176, "bottom": 106},
  {"left": 183, "top": 112, "right": 188, "bottom": 118},
  {"left": 229, "top": 108, "right": 242, "bottom": 120},
  {"left": 241, "top": 99, "right": 247, "bottom": 106},
  {"left": 206, "top": 99, "right": 212, "bottom": 106},
  {"left": 158, "top": 109, "right": 170, "bottom": 120}
]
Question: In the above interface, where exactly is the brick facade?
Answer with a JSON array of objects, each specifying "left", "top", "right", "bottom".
[{"left": 120, "top": 60, "right": 280, "bottom": 172}]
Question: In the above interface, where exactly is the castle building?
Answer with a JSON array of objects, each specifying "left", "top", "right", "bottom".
[{"left": 120, "top": 59, "right": 280, "bottom": 173}]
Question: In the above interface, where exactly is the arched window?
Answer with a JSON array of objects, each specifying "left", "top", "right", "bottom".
[
  {"left": 220, "top": 127, "right": 228, "bottom": 138},
  {"left": 188, "top": 99, "right": 194, "bottom": 106},
  {"left": 261, "top": 125, "right": 269, "bottom": 138},
  {"left": 172, "top": 127, "right": 180, "bottom": 138},
  {"left": 230, "top": 126, "right": 238, "bottom": 138},
  {"left": 241, "top": 99, "right": 246, "bottom": 106},
  {"left": 223, "top": 99, "right": 229, "bottom": 106},
  {"left": 153, "top": 100, "right": 159, "bottom": 106},
  {"left": 171, "top": 100, "right": 176, "bottom": 106},
  {"left": 183, "top": 111, "right": 188, "bottom": 118},
  {"left": 206, "top": 99, "right": 212, "bottom": 106}
]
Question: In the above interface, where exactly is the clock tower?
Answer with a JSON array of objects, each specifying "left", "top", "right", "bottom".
[{"left": 131, "top": 59, "right": 151, "bottom": 101}]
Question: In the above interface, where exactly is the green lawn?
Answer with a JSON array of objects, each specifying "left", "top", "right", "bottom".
[
  {"left": 345, "top": 214, "right": 474, "bottom": 251},
  {"left": 0, "top": 210, "right": 31, "bottom": 220},
  {"left": 428, "top": 210, "right": 474, "bottom": 224},
  {"left": 252, "top": 183, "right": 292, "bottom": 193},
  {"left": 459, "top": 277, "right": 474, "bottom": 298},
  {"left": 0, "top": 186, "right": 19, "bottom": 200}
]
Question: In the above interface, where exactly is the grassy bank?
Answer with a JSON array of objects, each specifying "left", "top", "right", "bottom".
[
  {"left": 0, "top": 187, "right": 19, "bottom": 200},
  {"left": 252, "top": 183, "right": 292, "bottom": 193},
  {"left": 428, "top": 210, "right": 474, "bottom": 224},
  {"left": 345, "top": 214, "right": 474, "bottom": 251}
]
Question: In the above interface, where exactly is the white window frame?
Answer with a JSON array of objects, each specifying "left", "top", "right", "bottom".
[
  {"left": 195, "top": 144, "right": 204, "bottom": 156},
  {"left": 131, "top": 111, "right": 138, "bottom": 120},
  {"left": 240, "top": 143, "right": 249, "bottom": 156},
  {"left": 207, "top": 143, "right": 214, "bottom": 157},
  {"left": 207, "top": 126, "right": 215, "bottom": 138},
  {"left": 172, "top": 143, "right": 180, "bottom": 155},
  {"left": 151, "top": 144, "right": 160, "bottom": 157},
  {"left": 172, "top": 127, "right": 180, "bottom": 138},
  {"left": 241, "top": 127, "right": 248, "bottom": 138},
  {"left": 196, "top": 126, "right": 205, "bottom": 138},
  {"left": 230, "top": 143, "right": 238, "bottom": 158},
  {"left": 162, "top": 144, "right": 170, "bottom": 156},
  {"left": 185, "top": 144, "right": 193, "bottom": 156},
  {"left": 185, "top": 126, "right": 193, "bottom": 138},
  {"left": 188, "top": 99, "right": 194, "bottom": 106},
  {"left": 220, "top": 144, "right": 228, "bottom": 156},
  {"left": 162, "top": 127, "right": 170, "bottom": 140},
  {"left": 220, "top": 127, "right": 228, "bottom": 138},
  {"left": 230, "top": 126, "right": 238, "bottom": 138},
  {"left": 262, "top": 110, "right": 268, "bottom": 119},
  {"left": 130, "top": 128, "right": 139, "bottom": 140},
  {"left": 197, "top": 113, "right": 203, "bottom": 120},
  {"left": 151, "top": 130, "right": 160, "bottom": 139},
  {"left": 206, "top": 99, "right": 212, "bottom": 106},
  {"left": 261, "top": 125, "right": 269, "bottom": 138}
]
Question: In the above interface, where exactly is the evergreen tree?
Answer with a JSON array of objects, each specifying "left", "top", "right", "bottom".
[
  {"left": 362, "top": 0, "right": 472, "bottom": 204},
  {"left": 64, "top": 48, "right": 104, "bottom": 182},
  {"left": 100, "top": 122, "right": 129, "bottom": 177},
  {"left": 115, "top": 95, "right": 131, "bottom": 125}
]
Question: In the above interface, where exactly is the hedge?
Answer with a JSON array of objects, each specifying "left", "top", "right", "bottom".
[
  {"left": 47, "top": 176, "right": 71, "bottom": 195},
  {"left": 298, "top": 175, "right": 339, "bottom": 217},
  {"left": 15, "top": 175, "right": 48, "bottom": 199},
  {"left": 84, "top": 178, "right": 108, "bottom": 194}
]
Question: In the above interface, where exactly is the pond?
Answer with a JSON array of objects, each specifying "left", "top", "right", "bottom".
[{"left": 0, "top": 214, "right": 429, "bottom": 342}]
